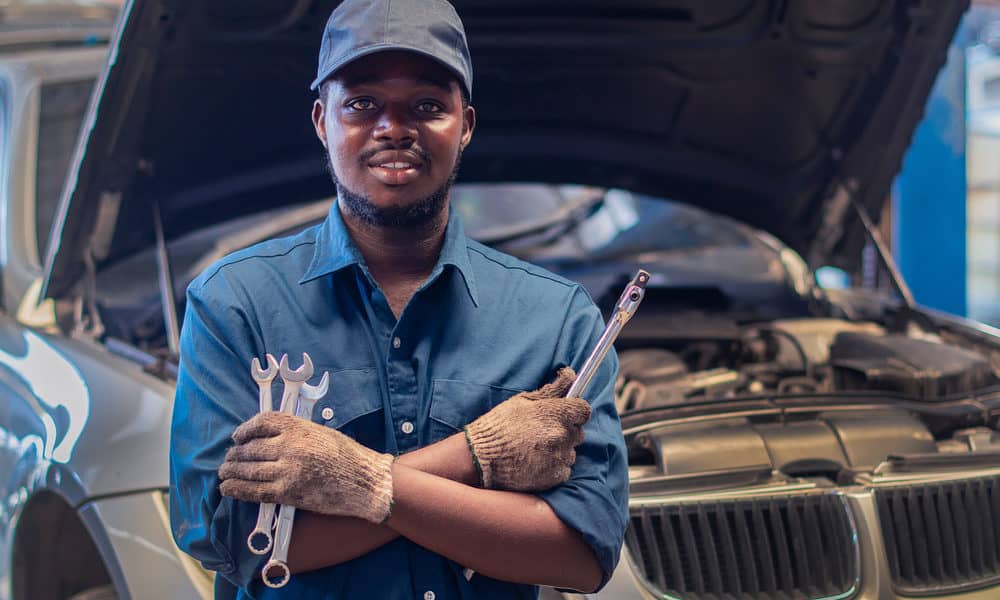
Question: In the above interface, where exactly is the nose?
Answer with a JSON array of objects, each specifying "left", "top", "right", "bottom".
[{"left": 373, "top": 102, "right": 416, "bottom": 146}]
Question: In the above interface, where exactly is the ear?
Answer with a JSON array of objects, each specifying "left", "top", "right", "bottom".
[
  {"left": 312, "top": 98, "right": 328, "bottom": 149},
  {"left": 460, "top": 104, "right": 476, "bottom": 150}
]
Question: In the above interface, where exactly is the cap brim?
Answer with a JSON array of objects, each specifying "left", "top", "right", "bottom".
[{"left": 310, "top": 42, "right": 470, "bottom": 98}]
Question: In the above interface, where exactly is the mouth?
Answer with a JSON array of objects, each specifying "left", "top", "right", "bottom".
[{"left": 366, "top": 150, "right": 426, "bottom": 186}]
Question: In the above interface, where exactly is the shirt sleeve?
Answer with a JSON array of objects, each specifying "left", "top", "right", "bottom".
[
  {"left": 168, "top": 269, "right": 269, "bottom": 590},
  {"left": 537, "top": 285, "right": 629, "bottom": 593}
]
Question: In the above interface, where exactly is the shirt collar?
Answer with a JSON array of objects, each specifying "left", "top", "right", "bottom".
[{"left": 299, "top": 200, "right": 480, "bottom": 307}]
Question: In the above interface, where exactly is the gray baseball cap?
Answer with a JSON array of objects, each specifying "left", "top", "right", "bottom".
[{"left": 311, "top": 0, "right": 473, "bottom": 99}]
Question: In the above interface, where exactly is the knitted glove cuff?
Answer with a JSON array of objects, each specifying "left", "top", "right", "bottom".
[
  {"left": 358, "top": 451, "right": 395, "bottom": 524},
  {"left": 464, "top": 415, "right": 512, "bottom": 489},
  {"left": 464, "top": 427, "right": 485, "bottom": 488}
]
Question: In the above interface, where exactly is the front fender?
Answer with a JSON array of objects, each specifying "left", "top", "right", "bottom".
[{"left": 0, "top": 316, "right": 174, "bottom": 504}]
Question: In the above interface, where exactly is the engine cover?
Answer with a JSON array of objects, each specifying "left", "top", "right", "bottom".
[
  {"left": 632, "top": 408, "right": 936, "bottom": 477},
  {"left": 830, "top": 332, "right": 995, "bottom": 398}
]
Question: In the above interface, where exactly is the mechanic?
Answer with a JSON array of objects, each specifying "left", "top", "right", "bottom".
[{"left": 169, "top": 0, "right": 628, "bottom": 597}]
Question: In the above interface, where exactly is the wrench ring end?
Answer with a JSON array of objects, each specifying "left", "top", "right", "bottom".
[
  {"left": 247, "top": 529, "right": 273, "bottom": 555},
  {"left": 262, "top": 560, "right": 291, "bottom": 588}
]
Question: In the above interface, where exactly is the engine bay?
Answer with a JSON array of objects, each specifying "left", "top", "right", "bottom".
[
  {"left": 615, "top": 314, "right": 1000, "bottom": 494},
  {"left": 616, "top": 318, "right": 998, "bottom": 413}
]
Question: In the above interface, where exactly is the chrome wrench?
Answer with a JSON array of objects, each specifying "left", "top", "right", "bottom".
[
  {"left": 295, "top": 371, "right": 330, "bottom": 420},
  {"left": 261, "top": 353, "right": 313, "bottom": 589},
  {"left": 246, "top": 353, "right": 280, "bottom": 555},
  {"left": 276, "top": 353, "right": 314, "bottom": 413},
  {"left": 566, "top": 270, "right": 649, "bottom": 399}
]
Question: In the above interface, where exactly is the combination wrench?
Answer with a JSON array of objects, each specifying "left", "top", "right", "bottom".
[
  {"left": 296, "top": 371, "right": 330, "bottom": 420},
  {"left": 261, "top": 353, "right": 314, "bottom": 589},
  {"left": 246, "top": 354, "right": 281, "bottom": 555}
]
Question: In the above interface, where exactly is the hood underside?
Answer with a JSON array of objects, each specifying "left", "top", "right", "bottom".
[{"left": 41, "top": 0, "right": 969, "bottom": 299}]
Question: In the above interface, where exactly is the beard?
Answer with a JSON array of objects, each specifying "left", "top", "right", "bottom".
[{"left": 326, "top": 149, "right": 462, "bottom": 228}]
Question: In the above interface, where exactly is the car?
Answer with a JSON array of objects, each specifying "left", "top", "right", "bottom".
[{"left": 2, "top": 1, "right": 997, "bottom": 599}]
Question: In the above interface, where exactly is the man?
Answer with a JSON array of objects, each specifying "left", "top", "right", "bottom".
[{"left": 169, "top": 0, "right": 628, "bottom": 597}]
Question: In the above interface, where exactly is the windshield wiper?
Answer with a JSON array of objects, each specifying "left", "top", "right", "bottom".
[{"left": 475, "top": 193, "right": 605, "bottom": 246}]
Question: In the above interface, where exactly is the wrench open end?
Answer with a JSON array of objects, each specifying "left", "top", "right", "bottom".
[
  {"left": 279, "top": 352, "right": 313, "bottom": 382},
  {"left": 305, "top": 371, "right": 330, "bottom": 399},
  {"left": 250, "top": 354, "right": 279, "bottom": 380},
  {"left": 296, "top": 371, "right": 331, "bottom": 419}
]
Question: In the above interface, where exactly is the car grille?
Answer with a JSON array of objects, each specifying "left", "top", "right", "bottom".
[
  {"left": 876, "top": 475, "right": 1000, "bottom": 594},
  {"left": 625, "top": 494, "right": 857, "bottom": 600}
]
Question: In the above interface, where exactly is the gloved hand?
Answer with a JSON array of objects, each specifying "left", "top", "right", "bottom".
[
  {"left": 464, "top": 367, "right": 591, "bottom": 491},
  {"left": 218, "top": 412, "right": 395, "bottom": 523}
]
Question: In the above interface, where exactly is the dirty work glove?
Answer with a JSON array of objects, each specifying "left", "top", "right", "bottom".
[
  {"left": 218, "top": 412, "right": 395, "bottom": 524},
  {"left": 464, "top": 367, "right": 591, "bottom": 491}
]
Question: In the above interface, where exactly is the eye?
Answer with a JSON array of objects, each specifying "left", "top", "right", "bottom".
[
  {"left": 417, "top": 101, "right": 443, "bottom": 114},
  {"left": 346, "top": 98, "right": 376, "bottom": 111}
]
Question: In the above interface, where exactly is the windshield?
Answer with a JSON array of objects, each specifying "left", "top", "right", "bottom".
[{"left": 452, "top": 183, "right": 757, "bottom": 262}]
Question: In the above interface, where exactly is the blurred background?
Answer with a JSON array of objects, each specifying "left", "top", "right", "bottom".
[{"left": 897, "top": 0, "right": 1000, "bottom": 326}]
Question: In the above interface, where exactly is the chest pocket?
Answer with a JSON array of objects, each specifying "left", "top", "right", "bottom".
[
  {"left": 428, "top": 379, "right": 528, "bottom": 445},
  {"left": 282, "top": 367, "right": 385, "bottom": 451}
]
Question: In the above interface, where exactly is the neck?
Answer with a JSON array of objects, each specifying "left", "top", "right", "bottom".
[{"left": 338, "top": 201, "right": 449, "bottom": 284}]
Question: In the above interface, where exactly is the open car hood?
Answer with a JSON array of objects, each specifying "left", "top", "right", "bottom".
[{"left": 41, "top": 0, "right": 969, "bottom": 300}]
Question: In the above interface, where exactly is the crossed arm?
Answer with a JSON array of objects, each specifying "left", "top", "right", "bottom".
[
  {"left": 285, "top": 431, "right": 603, "bottom": 592},
  {"left": 220, "top": 368, "right": 606, "bottom": 592}
]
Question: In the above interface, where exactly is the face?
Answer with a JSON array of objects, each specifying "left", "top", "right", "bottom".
[{"left": 312, "top": 51, "right": 475, "bottom": 228}]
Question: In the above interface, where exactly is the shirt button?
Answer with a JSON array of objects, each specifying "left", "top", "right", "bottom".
[
  {"left": 424, "top": 592, "right": 435, "bottom": 600},
  {"left": 401, "top": 421, "right": 415, "bottom": 434},
  {"left": 392, "top": 336, "right": 401, "bottom": 349},
  {"left": 321, "top": 407, "right": 335, "bottom": 421}
]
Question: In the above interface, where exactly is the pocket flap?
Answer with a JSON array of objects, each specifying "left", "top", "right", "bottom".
[
  {"left": 292, "top": 367, "right": 381, "bottom": 429},
  {"left": 429, "top": 379, "right": 527, "bottom": 432}
]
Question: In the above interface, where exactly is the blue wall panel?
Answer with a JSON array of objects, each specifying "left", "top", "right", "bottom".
[{"left": 894, "top": 25, "right": 969, "bottom": 316}]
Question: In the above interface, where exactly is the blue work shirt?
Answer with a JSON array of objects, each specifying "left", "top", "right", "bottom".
[{"left": 169, "top": 201, "right": 628, "bottom": 599}]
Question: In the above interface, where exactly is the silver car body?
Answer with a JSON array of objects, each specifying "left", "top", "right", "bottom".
[{"left": 0, "top": 32, "right": 211, "bottom": 600}]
